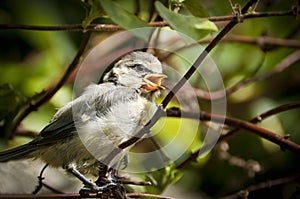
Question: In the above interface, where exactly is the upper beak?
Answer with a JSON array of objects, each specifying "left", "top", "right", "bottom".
[{"left": 142, "top": 74, "right": 167, "bottom": 92}]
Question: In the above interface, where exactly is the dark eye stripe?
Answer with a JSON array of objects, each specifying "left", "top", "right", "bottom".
[
  {"left": 129, "top": 63, "right": 153, "bottom": 73},
  {"left": 134, "top": 64, "right": 144, "bottom": 71}
]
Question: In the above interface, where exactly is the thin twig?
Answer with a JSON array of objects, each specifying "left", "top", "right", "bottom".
[
  {"left": 220, "top": 172, "right": 300, "bottom": 199},
  {"left": 32, "top": 164, "right": 49, "bottom": 194},
  {"left": 0, "top": 193, "right": 88, "bottom": 198},
  {"left": 161, "top": 0, "right": 258, "bottom": 107},
  {"left": 148, "top": 137, "right": 172, "bottom": 163},
  {"left": 194, "top": 49, "right": 300, "bottom": 100},
  {"left": 222, "top": 101, "right": 300, "bottom": 140},
  {"left": 250, "top": 102, "right": 300, "bottom": 123},
  {"left": 41, "top": 183, "right": 64, "bottom": 194},
  {"left": 0, "top": 192, "right": 175, "bottom": 199},
  {"left": 170, "top": 102, "right": 300, "bottom": 169},
  {"left": 210, "top": 112, "right": 300, "bottom": 152},
  {"left": 0, "top": 9, "right": 298, "bottom": 32},
  {"left": 14, "top": 127, "right": 39, "bottom": 138},
  {"left": 126, "top": 192, "right": 176, "bottom": 199},
  {"left": 11, "top": 32, "right": 92, "bottom": 135},
  {"left": 199, "top": 35, "right": 300, "bottom": 49}
]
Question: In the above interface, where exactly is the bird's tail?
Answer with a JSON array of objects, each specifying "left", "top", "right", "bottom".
[{"left": 0, "top": 143, "right": 37, "bottom": 162}]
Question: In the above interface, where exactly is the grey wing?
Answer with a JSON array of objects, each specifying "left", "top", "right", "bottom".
[
  {"left": 33, "top": 84, "right": 138, "bottom": 146},
  {"left": 33, "top": 105, "right": 77, "bottom": 146}
]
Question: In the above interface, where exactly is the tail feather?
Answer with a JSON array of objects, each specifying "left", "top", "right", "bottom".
[{"left": 0, "top": 143, "right": 37, "bottom": 162}]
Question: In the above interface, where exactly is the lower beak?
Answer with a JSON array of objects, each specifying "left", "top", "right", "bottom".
[{"left": 142, "top": 74, "right": 167, "bottom": 92}]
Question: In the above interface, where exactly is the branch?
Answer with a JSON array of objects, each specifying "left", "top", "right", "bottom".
[
  {"left": 194, "top": 49, "right": 300, "bottom": 100},
  {"left": 0, "top": 192, "right": 176, "bottom": 199},
  {"left": 170, "top": 102, "right": 300, "bottom": 169},
  {"left": 250, "top": 102, "right": 300, "bottom": 123},
  {"left": 220, "top": 172, "right": 300, "bottom": 199},
  {"left": 126, "top": 193, "right": 176, "bottom": 199},
  {"left": 222, "top": 101, "right": 300, "bottom": 140},
  {"left": 0, "top": 8, "right": 298, "bottom": 31},
  {"left": 161, "top": 0, "right": 258, "bottom": 107},
  {"left": 0, "top": 193, "right": 87, "bottom": 198},
  {"left": 199, "top": 35, "right": 300, "bottom": 49},
  {"left": 14, "top": 126, "right": 39, "bottom": 138},
  {"left": 198, "top": 112, "right": 300, "bottom": 152},
  {"left": 11, "top": 32, "right": 92, "bottom": 135}
]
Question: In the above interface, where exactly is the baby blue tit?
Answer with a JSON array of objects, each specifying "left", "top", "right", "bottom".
[{"left": 0, "top": 51, "right": 167, "bottom": 193}]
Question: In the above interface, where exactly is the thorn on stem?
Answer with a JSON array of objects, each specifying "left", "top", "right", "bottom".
[{"left": 283, "top": 134, "right": 291, "bottom": 139}]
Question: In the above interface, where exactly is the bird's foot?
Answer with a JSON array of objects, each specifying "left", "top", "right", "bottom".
[{"left": 79, "top": 181, "right": 118, "bottom": 195}]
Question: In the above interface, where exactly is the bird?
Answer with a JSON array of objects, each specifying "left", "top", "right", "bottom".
[{"left": 0, "top": 51, "right": 167, "bottom": 193}]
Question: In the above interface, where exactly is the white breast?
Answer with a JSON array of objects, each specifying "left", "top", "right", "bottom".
[{"left": 76, "top": 89, "right": 157, "bottom": 166}]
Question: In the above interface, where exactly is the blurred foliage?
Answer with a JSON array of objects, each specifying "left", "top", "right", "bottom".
[
  {"left": 0, "top": 84, "right": 27, "bottom": 141},
  {"left": 145, "top": 164, "right": 183, "bottom": 194},
  {"left": 155, "top": 1, "right": 217, "bottom": 41},
  {"left": 0, "top": 0, "right": 300, "bottom": 198}
]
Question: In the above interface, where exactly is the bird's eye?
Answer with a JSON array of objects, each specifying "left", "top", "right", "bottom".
[{"left": 133, "top": 64, "right": 144, "bottom": 71}]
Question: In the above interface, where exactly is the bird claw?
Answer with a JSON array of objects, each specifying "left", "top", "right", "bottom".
[{"left": 79, "top": 181, "right": 118, "bottom": 195}]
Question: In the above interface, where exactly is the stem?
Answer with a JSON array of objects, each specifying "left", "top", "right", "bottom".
[{"left": 0, "top": 8, "right": 298, "bottom": 32}]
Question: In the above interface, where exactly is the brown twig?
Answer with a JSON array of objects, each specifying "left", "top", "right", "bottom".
[
  {"left": 126, "top": 192, "right": 176, "bottom": 199},
  {"left": 199, "top": 35, "right": 300, "bottom": 49},
  {"left": 197, "top": 111, "right": 300, "bottom": 152},
  {"left": 0, "top": 193, "right": 89, "bottom": 198},
  {"left": 222, "top": 101, "right": 300, "bottom": 140},
  {"left": 0, "top": 192, "right": 175, "bottom": 199},
  {"left": 0, "top": 8, "right": 298, "bottom": 32},
  {"left": 250, "top": 102, "right": 300, "bottom": 123},
  {"left": 194, "top": 49, "right": 300, "bottom": 100},
  {"left": 220, "top": 172, "right": 300, "bottom": 199},
  {"left": 171, "top": 102, "right": 300, "bottom": 169},
  {"left": 161, "top": 0, "right": 258, "bottom": 107},
  {"left": 13, "top": 127, "right": 39, "bottom": 138},
  {"left": 10, "top": 32, "right": 92, "bottom": 135}
]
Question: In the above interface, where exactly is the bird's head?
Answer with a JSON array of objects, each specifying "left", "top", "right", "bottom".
[{"left": 103, "top": 51, "right": 167, "bottom": 99}]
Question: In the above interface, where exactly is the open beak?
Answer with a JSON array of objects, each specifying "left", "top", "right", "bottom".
[{"left": 142, "top": 74, "right": 167, "bottom": 92}]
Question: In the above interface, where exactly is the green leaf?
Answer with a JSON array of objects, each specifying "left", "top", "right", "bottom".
[
  {"left": 0, "top": 84, "right": 27, "bottom": 140},
  {"left": 145, "top": 164, "right": 183, "bottom": 194},
  {"left": 82, "top": 0, "right": 105, "bottom": 29},
  {"left": 99, "top": 0, "right": 153, "bottom": 41},
  {"left": 155, "top": 1, "right": 217, "bottom": 41},
  {"left": 182, "top": 0, "right": 209, "bottom": 18}
]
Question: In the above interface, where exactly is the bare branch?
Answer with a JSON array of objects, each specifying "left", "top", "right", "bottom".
[
  {"left": 13, "top": 126, "right": 39, "bottom": 138},
  {"left": 0, "top": 8, "right": 298, "bottom": 32},
  {"left": 194, "top": 49, "right": 300, "bottom": 100},
  {"left": 161, "top": 0, "right": 258, "bottom": 107},
  {"left": 0, "top": 192, "right": 176, "bottom": 199},
  {"left": 171, "top": 102, "right": 300, "bottom": 169},
  {"left": 223, "top": 101, "right": 300, "bottom": 139},
  {"left": 250, "top": 102, "right": 300, "bottom": 123},
  {"left": 199, "top": 35, "right": 300, "bottom": 49},
  {"left": 220, "top": 172, "right": 300, "bottom": 199},
  {"left": 200, "top": 112, "right": 300, "bottom": 153},
  {"left": 126, "top": 192, "right": 176, "bottom": 199}
]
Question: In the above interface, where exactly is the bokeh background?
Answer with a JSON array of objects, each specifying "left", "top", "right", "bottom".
[{"left": 0, "top": 0, "right": 300, "bottom": 198}]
